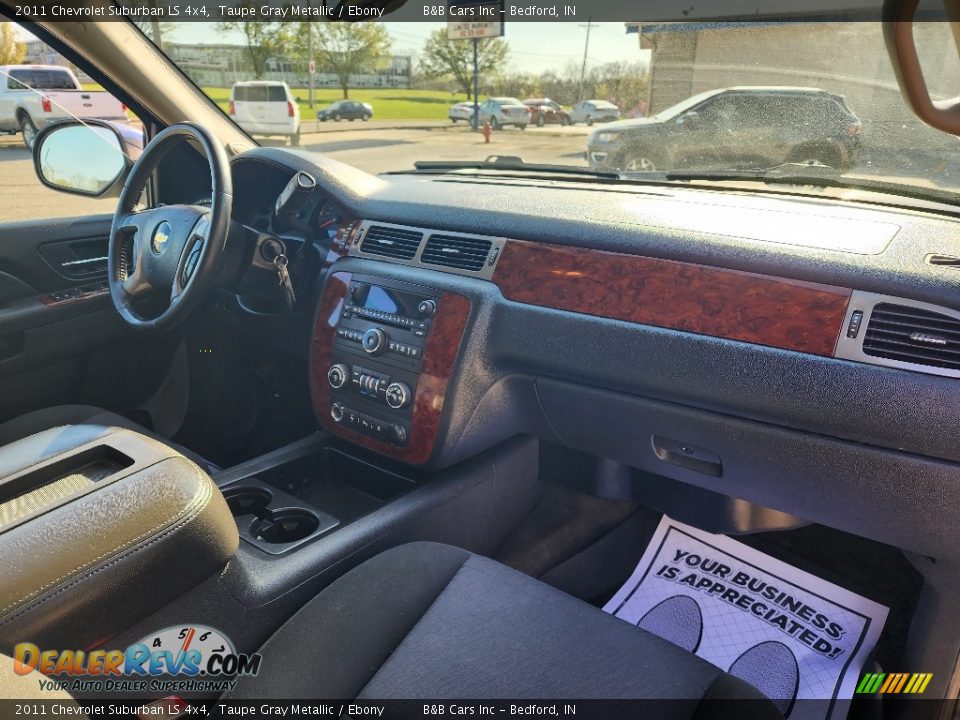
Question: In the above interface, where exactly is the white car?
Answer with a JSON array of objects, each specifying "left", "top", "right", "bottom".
[
  {"left": 0, "top": 65, "right": 127, "bottom": 149},
  {"left": 229, "top": 81, "right": 300, "bottom": 145},
  {"left": 569, "top": 100, "right": 621, "bottom": 126},
  {"left": 449, "top": 101, "right": 475, "bottom": 123},
  {"left": 478, "top": 97, "right": 531, "bottom": 130}
]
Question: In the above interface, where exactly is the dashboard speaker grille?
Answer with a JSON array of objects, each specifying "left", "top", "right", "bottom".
[
  {"left": 360, "top": 226, "right": 423, "bottom": 260},
  {"left": 421, "top": 235, "right": 493, "bottom": 272},
  {"left": 863, "top": 303, "right": 960, "bottom": 371}
]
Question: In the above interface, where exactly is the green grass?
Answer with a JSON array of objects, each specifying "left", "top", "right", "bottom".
[
  {"left": 83, "top": 83, "right": 470, "bottom": 121},
  {"left": 205, "top": 87, "right": 470, "bottom": 121}
]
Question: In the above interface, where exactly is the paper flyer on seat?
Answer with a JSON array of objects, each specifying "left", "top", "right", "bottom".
[{"left": 604, "top": 517, "right": 889, "bottom": 719}]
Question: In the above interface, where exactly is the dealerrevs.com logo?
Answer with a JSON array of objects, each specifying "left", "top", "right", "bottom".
[{"left": 12, "top": 625, "right": 261, "bottom": 695}]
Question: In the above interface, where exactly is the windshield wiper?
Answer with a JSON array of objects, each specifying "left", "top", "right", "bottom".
[
  {"left": 655, "top": 162, "right": 960, "bottom": 206},
  {"left": 403, "top": 156, "right": 620, "bottom": 180}
]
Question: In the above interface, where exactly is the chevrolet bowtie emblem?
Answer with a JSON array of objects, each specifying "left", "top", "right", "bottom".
[{"left": 151, "top": 221, "right": 171, "bottom": 254}]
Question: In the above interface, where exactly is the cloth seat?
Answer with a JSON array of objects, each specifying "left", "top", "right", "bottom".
[
  {"left": 227, "top": 542, "right": 783, "bottom": 718},
  {"left": 0, "top": 404, "right": 213, "bottom": 471}
]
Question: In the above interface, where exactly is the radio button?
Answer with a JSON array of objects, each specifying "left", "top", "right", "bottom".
[
  {"left": 362, "top": 327, "right": 388, "bottom": 355},
  {"left": 418, "top": 300, "right": 437, "bottom": 318},
  {"left": 330, "top": 403, "right": 345, "bottom": 423}
]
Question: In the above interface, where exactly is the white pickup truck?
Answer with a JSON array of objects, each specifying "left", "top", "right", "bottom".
[{"left": 0, "top": 64, "right": 127, "bottom": 149}]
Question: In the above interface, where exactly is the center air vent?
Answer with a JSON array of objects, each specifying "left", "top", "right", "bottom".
[
  {"left": 863, "top": 303, "right": 960, "bottom": 371},
  {"left": 421, "top": 234, "right": 493, "bottom": 272},
  {"left": 360, "top": 226, "right": 423, "bottom": 260}
]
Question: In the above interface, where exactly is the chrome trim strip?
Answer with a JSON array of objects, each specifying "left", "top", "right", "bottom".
[{"left": 61, "top": 256, "right": 108, "bottom": 267}]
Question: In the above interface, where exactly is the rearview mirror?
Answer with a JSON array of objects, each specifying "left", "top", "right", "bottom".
[
  {"left": 32, "top": 120, "right": 134, "bottom": 198},
  {"left": 883, "top": 0, "right": 960, "bottom": 136}
]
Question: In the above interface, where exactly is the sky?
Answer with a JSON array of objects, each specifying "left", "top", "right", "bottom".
[{"left": 166, "top": 22, "right": 648, "bottom": 75}]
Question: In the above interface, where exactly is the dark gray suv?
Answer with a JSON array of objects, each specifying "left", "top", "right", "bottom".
[{"left": 587, "top": 87, "right": 862, "bottom": 173}]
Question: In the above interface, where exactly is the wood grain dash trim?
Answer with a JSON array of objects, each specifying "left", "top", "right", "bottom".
[{"left": 492, "top": 240, "right": 850, "bottom": 356}]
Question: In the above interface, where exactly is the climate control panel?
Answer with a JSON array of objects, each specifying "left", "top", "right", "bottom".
[{"left": 325, "top": 277, "right": 440, "bottom": 447}]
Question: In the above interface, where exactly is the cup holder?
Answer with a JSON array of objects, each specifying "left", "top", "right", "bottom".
[
  {"left": 223, "top": 486, "right": 273, "bottom": 516},
  {"left": 251, "top": 509, "right": 320, "bottom": 544},
  {"left": 221, "top": 480, "right": 338, "bottom": 555}
]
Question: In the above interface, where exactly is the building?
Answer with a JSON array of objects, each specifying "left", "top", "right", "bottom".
[{"left": 165, "top": 42, "right": 412, "bottom": 90}]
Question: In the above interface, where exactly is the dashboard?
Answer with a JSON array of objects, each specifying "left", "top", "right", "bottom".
[{"left": 226, "top": 147, "right": 960, "bottom": 560}]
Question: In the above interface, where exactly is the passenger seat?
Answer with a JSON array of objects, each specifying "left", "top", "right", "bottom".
[{"left": 227, "top": 542, "right": 783, "bottom": 717}]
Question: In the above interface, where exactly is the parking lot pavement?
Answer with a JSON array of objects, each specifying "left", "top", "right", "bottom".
[
  {"left": 299, "top": 118, "right": 450, "bottom": 134},
  {"left": 297, "top": 126, "right": 589, "bottom": 174}
]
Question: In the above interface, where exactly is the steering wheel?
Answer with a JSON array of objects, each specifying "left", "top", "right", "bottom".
[{"left": 108, "top": 122, "right": 233, "bottom": 331}]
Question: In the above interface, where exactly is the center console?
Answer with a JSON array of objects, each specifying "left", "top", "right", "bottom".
[
  {"left": 0, "top": 425, "right": 237, "bottom": 651},
  {"left": 310, "top": 272, "right": 471, "bottom": 465}
]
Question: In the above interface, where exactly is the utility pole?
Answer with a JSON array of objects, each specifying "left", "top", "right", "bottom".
[
  {"left": 472, "top": 37, "right": 479, "bottom": 132},
  {"left": 308, "top": 20, "right": 315, "bottom": 109},
  {"left": 578, "top": 18, "right": 599, "bottom": 102}
]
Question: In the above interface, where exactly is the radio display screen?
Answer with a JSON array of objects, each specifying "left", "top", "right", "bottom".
[{"left": 357, "top": 285, "right": 421, "bottom": 318}]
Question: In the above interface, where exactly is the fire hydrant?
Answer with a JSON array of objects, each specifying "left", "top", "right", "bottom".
[{"left": 481, "top": 121, "right": 492, "bottom": 144}]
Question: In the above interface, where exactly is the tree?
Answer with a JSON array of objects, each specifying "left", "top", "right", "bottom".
[
  {"left": 134, "top": 20, "right": 175, "bottom": 49},
  {"left": 0, "top": 22, "right": 26, "bottom": 65},
  {"left": 218, "top": 20, "right": 291, "bottom": 79},
  {"left": 418, "top": 28, "right": 508, "bottom": 100},
  {"left": 308, "top": 23, "right": 392, "bottom": 99},
  {"left": 135, "top": 0, "right": 175, "bottom": 49}
]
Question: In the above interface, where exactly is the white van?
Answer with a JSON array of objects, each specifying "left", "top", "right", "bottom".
[{"left": 229, "top": 81, "right": 300, "bottom": 145}]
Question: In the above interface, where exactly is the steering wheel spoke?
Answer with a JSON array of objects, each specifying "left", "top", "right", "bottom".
[{"left": 121, "top": 263, "right": 152, "bottom": 299}]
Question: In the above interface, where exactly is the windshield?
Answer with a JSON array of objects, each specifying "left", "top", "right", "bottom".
[{"left": 140, "top": 19, "right": 960, "bottom": 203}]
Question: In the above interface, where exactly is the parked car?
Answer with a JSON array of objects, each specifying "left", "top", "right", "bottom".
[
  {"left": 586, "top": 86, "right": 863, "bottom": 173},
  {"left": 317, "top": 100, "right": 373, "bottom": 122},
  {"left": 0, "top": 64, "right": 127, "bottom": 149},
  {"left": 449, "top": 101, "right": 475, "bottom": 123},
  {"left": 229, "top": 80, "right": 300, "bottom": 145},
  {"left": 523, "top": 98, "right": 570, "bottom": 126},
  {"left": 479, "top": 97, "right": 530, "bottom": 130},
  {"left": 569, "top": 100, "right": 621, "bottom": 126}
]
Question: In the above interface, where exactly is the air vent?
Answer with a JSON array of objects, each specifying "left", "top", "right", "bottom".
[
  {"left": 360, "top": 226, "right": 423, "bottom": 260},
  {"left": 863, "top": 303, "right": 960, "bottom": 371},
  {"left": 421, "top": 234, "right": 493, "bottom": 272}
]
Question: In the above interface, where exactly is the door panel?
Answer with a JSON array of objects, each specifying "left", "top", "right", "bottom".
[{"left": 0, "top": 215, "right": 177, "bottom": 426}]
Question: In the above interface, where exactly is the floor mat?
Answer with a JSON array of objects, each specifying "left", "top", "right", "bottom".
[{"left": 605, "top": 516, "right": 889, "bottom": 719}]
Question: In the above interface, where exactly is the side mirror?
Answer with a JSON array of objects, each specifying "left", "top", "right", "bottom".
[
  {"left": 32, "top": 120, "right": 139, "bottom": 198},
  {"left": 677, "top": 111, "right": 699, "bottom": 126}
]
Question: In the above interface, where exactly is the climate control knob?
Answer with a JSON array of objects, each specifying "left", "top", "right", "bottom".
[
  {"left": 327, "top": 363, "right": 349, "bottom": 389},
  {"left": 385, "top": 381, "right": 412, "bottom": 409},
  {"left": 330, "top": 403, "right": 345, "bottom": 422},
  {"left": 361, "top": 327, "right": 387, "bottom": 355}
]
